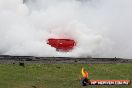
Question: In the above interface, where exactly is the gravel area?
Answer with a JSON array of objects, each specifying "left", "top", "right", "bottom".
[{"left": 0, "top": 55, "right": 132, "bottom": 64}]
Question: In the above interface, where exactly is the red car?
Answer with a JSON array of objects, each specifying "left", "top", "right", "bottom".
[{"left": 47, "top": 38, "right": 76, "bottom": 52}]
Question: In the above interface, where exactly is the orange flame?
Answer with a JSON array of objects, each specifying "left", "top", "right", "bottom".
[{"left": 81, "top": 67, "right": 88, "bottom": 78}]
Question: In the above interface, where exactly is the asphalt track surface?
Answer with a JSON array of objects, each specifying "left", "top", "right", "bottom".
[{"left": 0, "top": 55, "right": 132, "bottom": 64}]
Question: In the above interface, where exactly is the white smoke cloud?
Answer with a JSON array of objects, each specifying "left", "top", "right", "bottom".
[{"left": 0, "top": 0, "right": 132, "bottom": 58}]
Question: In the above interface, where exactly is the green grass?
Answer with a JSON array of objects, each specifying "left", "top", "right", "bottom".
[{"left": 0, "top": 63, "right": 131, "bottom": 88}]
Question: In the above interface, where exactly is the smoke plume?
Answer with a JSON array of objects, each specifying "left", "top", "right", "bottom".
[{"left": 0, "top": 0, "right": 132, "bottom": 58}]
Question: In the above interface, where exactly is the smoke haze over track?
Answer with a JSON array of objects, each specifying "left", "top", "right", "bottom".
[{"left": 0, "top": 0, "right": 132, "bottom": 58}]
